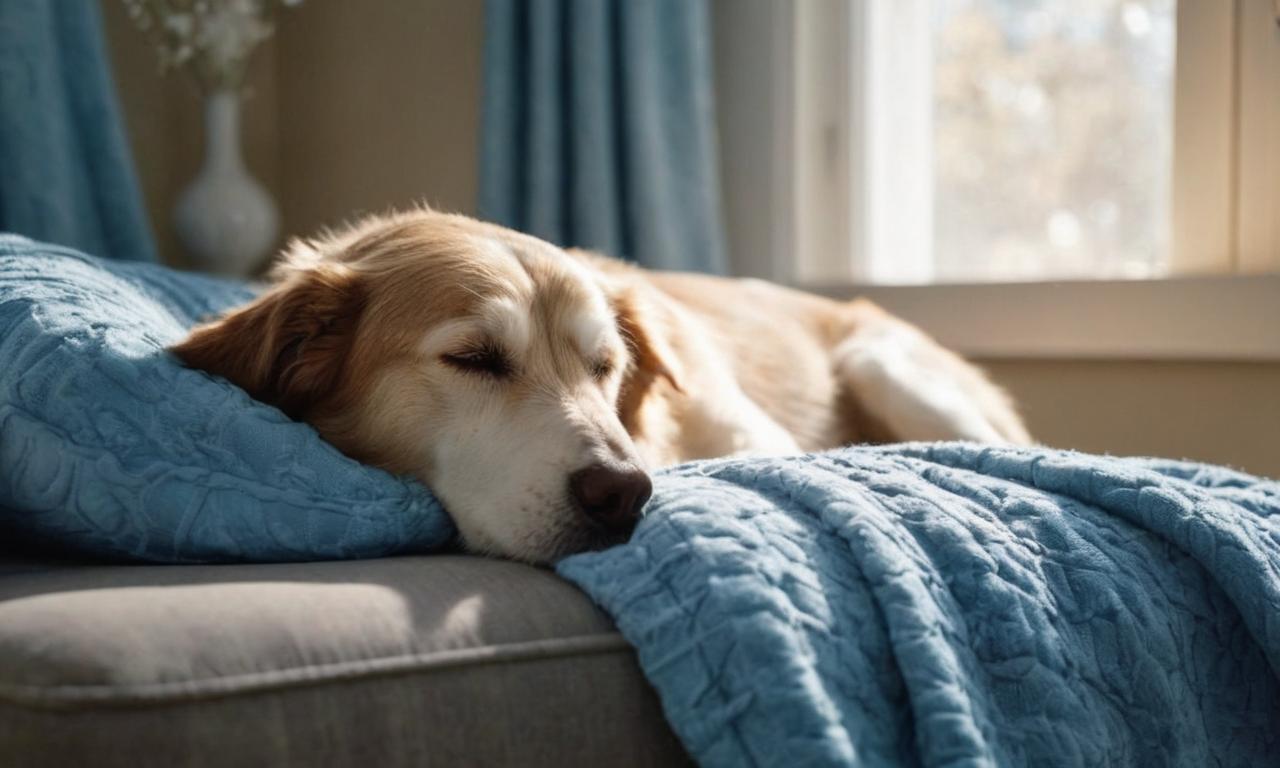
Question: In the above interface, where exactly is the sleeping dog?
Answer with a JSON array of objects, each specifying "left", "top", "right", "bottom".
[{"left": 172, "top": 209, "right": 1029, "bottom": 563}]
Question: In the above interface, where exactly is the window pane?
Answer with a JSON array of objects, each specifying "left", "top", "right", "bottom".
[{"left": 932, "top": 0, "right": 1175, "bottom": 282}]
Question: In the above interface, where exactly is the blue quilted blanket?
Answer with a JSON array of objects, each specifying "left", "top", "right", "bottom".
[{"left": 558, "top": 443, "right": 1280, "bottom": 767}]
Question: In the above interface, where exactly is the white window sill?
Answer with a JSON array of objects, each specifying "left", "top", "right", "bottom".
[{"left": 802, "top": 274, "right": 1280, "bottom": 361}]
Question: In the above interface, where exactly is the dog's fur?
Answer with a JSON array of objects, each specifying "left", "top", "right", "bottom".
[{"left": 172, "top": 209, "right": 1030, "bottom": 563}]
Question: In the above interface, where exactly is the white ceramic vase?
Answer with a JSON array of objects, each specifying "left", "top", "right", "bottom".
[{"left": 174, "top": 89, "right": 279, "bottom": 276}]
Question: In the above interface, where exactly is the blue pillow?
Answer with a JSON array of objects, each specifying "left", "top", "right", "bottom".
[{"left": 0, "top": 235, "right": 452, "bottom": 562}]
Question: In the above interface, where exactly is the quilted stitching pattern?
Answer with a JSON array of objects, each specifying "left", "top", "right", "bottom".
[
  {"left": 0, "top": 236, "right": 452, "bottom": 561},
  {"left": 558, "top": 443, "right": 1280, "bottom": 767}
]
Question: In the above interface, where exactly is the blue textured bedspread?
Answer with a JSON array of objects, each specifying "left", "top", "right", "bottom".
[{"left": 559, "top": 443, "right": 1280, "bottom": 767}]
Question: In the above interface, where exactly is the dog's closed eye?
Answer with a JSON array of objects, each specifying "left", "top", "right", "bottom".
[
  {"left": 441, "top": 345, "right": 513, "bottom": 379},
  {"left": 589, "top": 358, "right": 615, "bottom": 381}
]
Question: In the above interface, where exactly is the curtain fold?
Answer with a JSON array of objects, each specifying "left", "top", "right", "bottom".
[
  {"left": 479, "top": 0, "right": 726, "bottom": 273},
  {"left": 0, "top": 0, "right": 157, "bottom": 262}
]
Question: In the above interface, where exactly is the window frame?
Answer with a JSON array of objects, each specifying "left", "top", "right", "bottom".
[
  {"left": 714, "top": 0, "right": 1280, "bottom": 359},
  {"left": 1235, "top": 0, "right": 1280, "bottom": 273}
]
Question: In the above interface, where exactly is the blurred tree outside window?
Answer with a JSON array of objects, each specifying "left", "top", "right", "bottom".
[{"left": 932, "top": 0, "right": 1175, "bottom": 282}]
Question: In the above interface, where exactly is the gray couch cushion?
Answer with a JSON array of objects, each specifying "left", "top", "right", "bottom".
[{"left": 0, "top": 555, "right": 687, "bottom": 767}]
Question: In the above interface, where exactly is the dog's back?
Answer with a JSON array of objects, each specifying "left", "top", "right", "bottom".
[{"left": 605, "top": 266, "right": 1031, "bottom": 463}]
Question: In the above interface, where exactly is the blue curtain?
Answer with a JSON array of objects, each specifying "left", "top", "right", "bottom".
[
  {"left": 479, "top": 0, "right": 726, "bottom": 273},
  {"left": 0, "top": 0, "right": 157, "bottom": 263}
]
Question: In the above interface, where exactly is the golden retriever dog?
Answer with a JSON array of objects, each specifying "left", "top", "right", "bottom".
[{"left": 172, "top": 209, "right": 1029, "bottom": 563}]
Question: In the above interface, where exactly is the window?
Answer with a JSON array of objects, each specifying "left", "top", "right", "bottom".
[
  {"left": 930, "top": 0, "right": 1174, "bottom": 283},
  {"left": 712, "top": 0, "right": 1280, "bottom": 358},
  {"left": 753, "top": 0, "right": 1280, "bottom": 285}
]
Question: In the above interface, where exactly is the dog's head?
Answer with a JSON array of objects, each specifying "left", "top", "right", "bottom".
[{"left": 171, "top": 210, "right": 680, "bottom": 563}]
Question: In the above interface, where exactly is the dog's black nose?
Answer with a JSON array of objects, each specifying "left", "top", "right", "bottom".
[{"left": 569, "top": 464, "right": 652, "bottom": 536}]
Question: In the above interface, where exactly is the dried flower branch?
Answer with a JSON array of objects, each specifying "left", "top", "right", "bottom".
[{"left": 122, "top": 0, "right": 302, "bottom": 92}]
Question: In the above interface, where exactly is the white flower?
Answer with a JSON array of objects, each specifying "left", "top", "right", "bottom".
[
  {"left": 164, "top": 13, "right": 193, "bottom": 39},
  {"left": 124, "top": 0, "right": 302, "bottom": 91},
  {"left": 197, "top": 4, "right": 267, "bottom": 72}
]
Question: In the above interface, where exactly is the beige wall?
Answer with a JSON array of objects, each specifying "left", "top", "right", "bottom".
[
  {"left": 101, "top": 3, "right": 1279, "bottom": 478},
  {"left": 982, "top": 360, "right": 1280, "bottom": 478},
  {"left": 275, "top": 1, "right": 483, "bottom": 238}
]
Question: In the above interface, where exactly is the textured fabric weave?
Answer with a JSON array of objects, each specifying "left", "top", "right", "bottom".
[
  {"left": 0, "top": 236, "right": 449, "bottom": 562},
  {"left": 479, "top": 0, "right": 726, "bottom": 273},
  {"left": 0, "top": 1, "right": 157, "bottom": 263},
  {"left": 559, "top": 443, "right": 1280, "bottom": 767}
]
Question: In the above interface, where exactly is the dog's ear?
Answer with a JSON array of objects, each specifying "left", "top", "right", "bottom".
[
  {"left": 610, "top": 287, "right": 683, "bottom": 393},
  {"left": 171, "top": 262, "right": 364, "bottom": 417}
]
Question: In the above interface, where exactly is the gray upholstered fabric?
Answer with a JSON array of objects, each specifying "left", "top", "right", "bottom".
[{"left": 0, "top": 555, "right": 688, "bottom": 767}]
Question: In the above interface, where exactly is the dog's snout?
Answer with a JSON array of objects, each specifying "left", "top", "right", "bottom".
[{"left": 569, "top": 464, "right": 652, "bottom": 536}]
